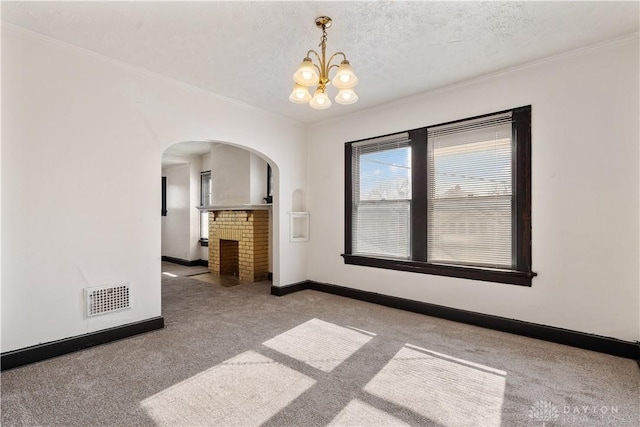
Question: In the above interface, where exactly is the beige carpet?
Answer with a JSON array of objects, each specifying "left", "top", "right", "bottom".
[{"left": 1, "top": 275, "right": 638, "bottom": 426}]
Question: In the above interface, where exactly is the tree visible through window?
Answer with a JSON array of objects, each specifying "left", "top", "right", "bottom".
[{"left": 344, "top": 106, "right": 535, "bottom": 286}]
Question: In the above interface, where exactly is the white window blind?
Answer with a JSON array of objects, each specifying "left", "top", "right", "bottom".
[
  {"left": 201, "top": 172, "right": 212, "bottom": 206},
  {"left": 427, "top": 113, "right": 514, "bottom": 268},
  {"left": 200, "top": 171, "right": 212, "bottom": 240},
  {"left": 353, "top": 133, "right": 412, "bottom": 258}
]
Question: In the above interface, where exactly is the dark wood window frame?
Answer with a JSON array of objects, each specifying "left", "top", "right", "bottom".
[
  {"left": 343, "top": 105, "right": 536, "bottom": 286},
  {"left": 265, "top": 164, "right": 273, "bottom": 204},
  {"left": 161, "top": 176, "right": 167, "bottom": 217}
]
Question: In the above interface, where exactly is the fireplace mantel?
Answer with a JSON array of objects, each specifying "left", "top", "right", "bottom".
[{"left": 197, "top": 204, "right": 271, "bottom": 212}]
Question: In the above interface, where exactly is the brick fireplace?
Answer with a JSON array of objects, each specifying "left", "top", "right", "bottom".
[{"left": 208, "top": 210, "right": 269, "bottom": 282}]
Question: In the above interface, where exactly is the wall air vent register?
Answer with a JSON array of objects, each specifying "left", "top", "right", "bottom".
[{"left": 84, "top": 283, "right": 131, "bottom": 317}]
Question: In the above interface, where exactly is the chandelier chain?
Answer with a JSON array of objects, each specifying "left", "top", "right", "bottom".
[{"left": 319, "top": 26, "right": 327, "bottom": 48}]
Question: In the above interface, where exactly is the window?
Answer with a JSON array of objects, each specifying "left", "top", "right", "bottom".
[
  {"left": 266, "top": 164, "right": 273, "bottom": 203},
  {"left": 201, "top": 171, "right": 212, "bottom": 206},
  {"left": 200, "top": 171, "right": 212, "bottom": 245},
  {"left": 351, "top": 134, "right": 412, "bottom": 258},
  {"left": 344, "top": 106, "right": 535, "bottom": 286}
]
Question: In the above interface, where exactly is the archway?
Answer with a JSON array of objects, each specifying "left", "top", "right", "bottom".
[{"left": 160, "top": 140, "right": 278, "bottom": 284}]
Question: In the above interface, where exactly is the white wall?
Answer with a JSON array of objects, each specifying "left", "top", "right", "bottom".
[
  {"left": 209, "top": 144, "right": 268, "bottom": 205},
  {"left": 161, "top": 164, "right": 191, "bottom": 260},
  {"left": 308, "top": 36, "right": 640, "bottom": 342},
  {"left": 250, "top": 153, "right": 269, "bottom": 205},
  {"left": 161, "top": 155, "right": 202, "bottom": 262},
  {"left": 1, "top": 25, "right": 309, "bottom": 353},
  {"left": 210, "top": 144, "right": 251, "bottom": 205}
]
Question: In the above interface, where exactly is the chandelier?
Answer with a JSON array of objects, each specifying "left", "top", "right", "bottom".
[{"left": 289, "top": 16, "right": 359, "bottom": 110}]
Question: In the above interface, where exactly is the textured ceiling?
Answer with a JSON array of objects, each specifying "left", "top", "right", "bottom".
[{"left": 2, "top": 1, "right": 639, "bottom": 124}]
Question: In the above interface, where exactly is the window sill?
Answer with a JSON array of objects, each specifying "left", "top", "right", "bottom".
[{"left": 341, "top": 254, "right": 536, "bottom": 286}]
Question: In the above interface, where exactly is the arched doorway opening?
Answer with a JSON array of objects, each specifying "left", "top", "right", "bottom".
[{"left": 160, "top": 140, "right": 277, "bottom": 285}]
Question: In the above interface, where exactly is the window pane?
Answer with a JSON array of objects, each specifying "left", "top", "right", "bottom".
[
  {"left": 427, "top": 115, "right": 513, "bottom": 268},
  {"left": 200, "top": 171, "right": 212, "bottom": 241},
  {"left": 353, "top": 134, "right": 411, "bottom": 259},
  {"left": 201, "top": 172, "right": 211, "bottom": 206},
  {"left": 200, "top": 211, "right": 209, "bottom": 240},
  {"left": 358, "top": 147, "right": 412, "bottom": 201},
  {"left": 354, "top": 201, "right": 411, "bottom": 258}
]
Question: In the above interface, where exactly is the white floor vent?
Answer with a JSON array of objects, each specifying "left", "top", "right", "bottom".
[{"left": 85, "top": 283, "right": 131, "bottom": 317}]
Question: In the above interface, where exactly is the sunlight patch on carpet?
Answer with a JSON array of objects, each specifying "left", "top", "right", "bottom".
[
  {"left": 346, "top": 326, "right": 378, "bottom": 336},
  {"left": 262, "top": 318, "right": 374, "bottom": 372},
  {"left": 328, "top": 399, "right": 410, "bottom": 426},
  {"left": 140, "top": 350, "right": 315, "bottom": 426},
  {"left": 364, "top": 345, "right": 506, "bottom": 426}
]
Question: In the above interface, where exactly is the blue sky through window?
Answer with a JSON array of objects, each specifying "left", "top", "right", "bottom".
[{"left": 359, "top": 147, "right": 411, "bottom": 200}]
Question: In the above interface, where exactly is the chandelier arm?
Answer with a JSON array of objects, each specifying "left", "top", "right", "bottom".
[
  {"left": 327, "top": 63, "right": 341, "bottom": 76},
  {"left": 327, "top": 52, "right": 347, "bottom": 67},
  {"left": 307, "top": 49, "right": 321, "bottom": 63}
]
